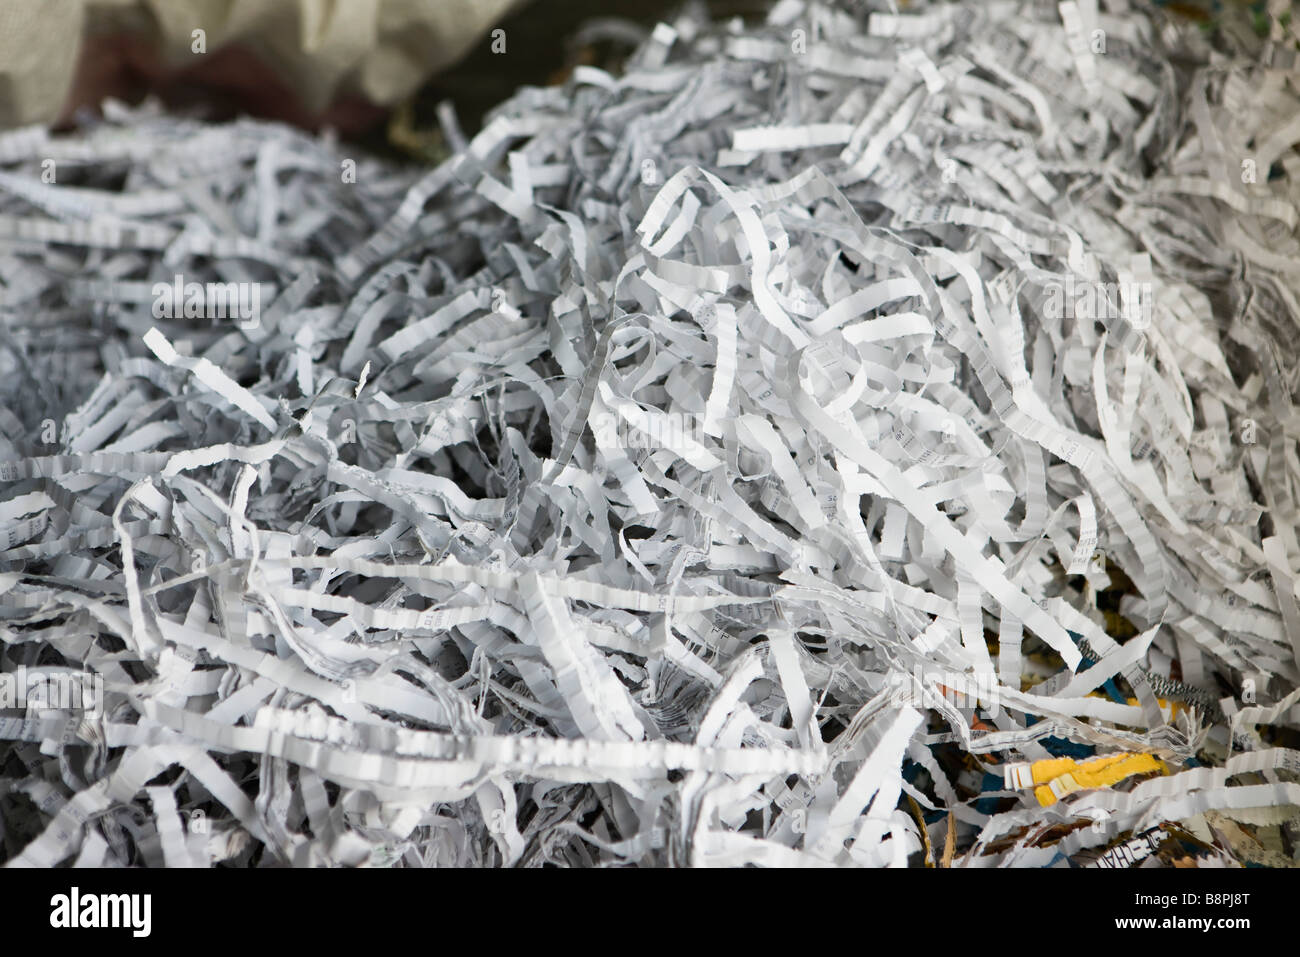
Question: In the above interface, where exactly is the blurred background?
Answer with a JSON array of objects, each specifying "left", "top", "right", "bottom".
[
  {"left": 0, "top": 0, "right": 1284, "bottom": 170},
  {"left": 0, "top": 0, "right": 766, "bottom": 157},
  {"left": 0, "top": 0, "right": 1285, "bottom": 163}
]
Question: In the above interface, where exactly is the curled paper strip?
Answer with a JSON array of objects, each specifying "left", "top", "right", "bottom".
[{"left": 1, "top": 0, "right": 1300, "bottom": 868}]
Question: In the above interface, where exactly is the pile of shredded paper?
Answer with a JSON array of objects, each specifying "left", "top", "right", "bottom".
[{"left": 3, "top": 0, "right": 1300, "bottom": 868}]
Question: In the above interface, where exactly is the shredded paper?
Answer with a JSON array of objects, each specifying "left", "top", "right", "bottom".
[{"left": 3, "top": 0, "right": 1300, "bottom": 867}]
